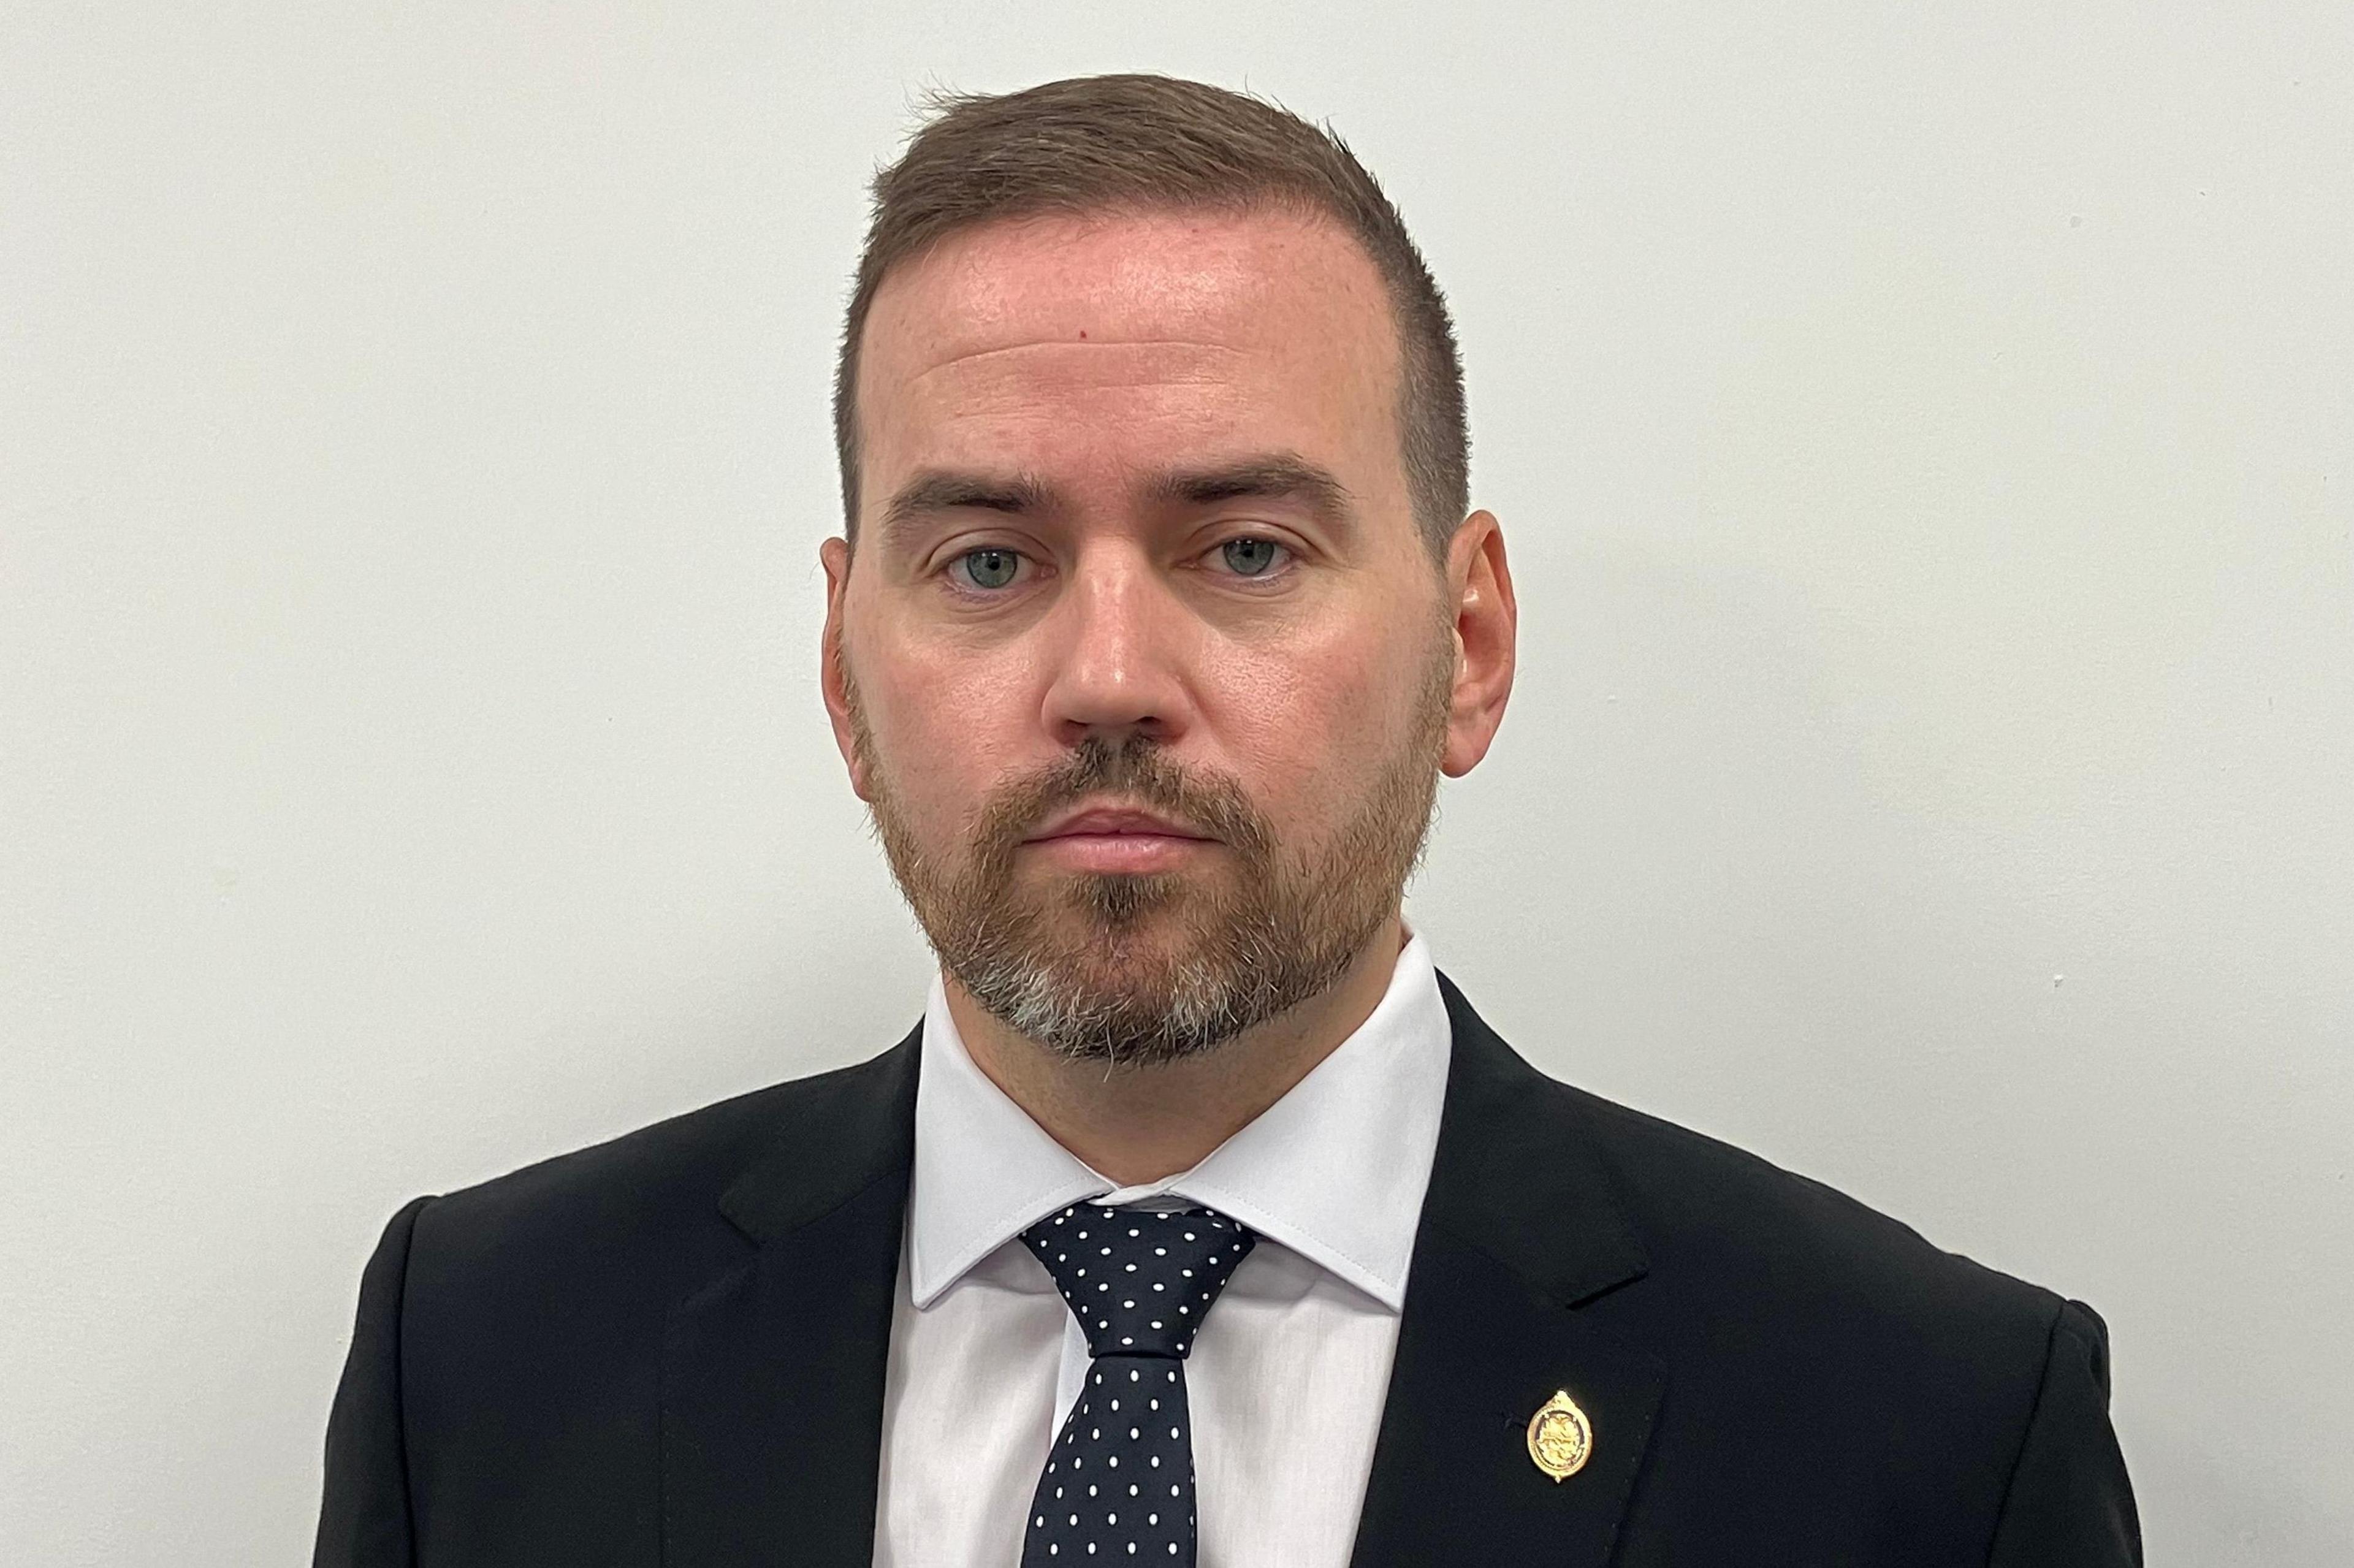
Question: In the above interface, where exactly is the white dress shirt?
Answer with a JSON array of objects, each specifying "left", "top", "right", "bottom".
[{"left": 871, "top": 925, "right": 1453, "bottom": 1568}]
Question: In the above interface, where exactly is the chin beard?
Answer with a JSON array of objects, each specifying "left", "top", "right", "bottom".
[
  {"left": 935, "top": 862, "right": 1389, "bottom": 1070},
  {"left": 904, "top": 719, "right": 1439, "bottom": 1069}
]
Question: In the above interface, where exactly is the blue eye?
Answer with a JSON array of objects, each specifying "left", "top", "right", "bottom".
[
  {"left": 955, "top": 547, "right": 1021, "bottom": 590},
  {"left": 1219, "top": 538, "right": 1284, "bottom": 577}
]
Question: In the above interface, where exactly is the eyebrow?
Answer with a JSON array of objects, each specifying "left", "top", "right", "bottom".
[
  {"left": 875, "top": 470, "right": 1051, "bottom": 554},
  {"left": 874, "top": 453, "right": 1358, "bottom": 555},
  {"left": 1141, "top": 455, "right": 1357, "bottom": 528}
]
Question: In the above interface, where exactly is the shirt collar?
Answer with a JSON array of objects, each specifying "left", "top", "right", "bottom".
[{"left": 906, "top": 924, "right": 1452, "bottom": 1313}]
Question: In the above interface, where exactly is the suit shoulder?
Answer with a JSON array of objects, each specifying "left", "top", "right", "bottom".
[
  {"left": 404, "top": 1036, "right": 916, "bottom": 1284},
  {"left": 1556, "top": 1076, "right": 2066, "bottom": 1341}
]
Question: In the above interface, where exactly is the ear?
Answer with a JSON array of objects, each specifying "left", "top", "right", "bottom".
[
  {"left": 818, "top": 536, "right": 878, "bottom": 803},
  {"left": 1438, "top": 511, "right": 1517, "bottom": 778}
]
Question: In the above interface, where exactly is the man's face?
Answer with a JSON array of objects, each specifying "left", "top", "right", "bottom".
[{"left": 821, "top": 206, "right": 1491, "bottom": 1065}]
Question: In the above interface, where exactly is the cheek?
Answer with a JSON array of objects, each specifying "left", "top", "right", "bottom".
[
  {"left": 1198, "top": 629, "right": 1417, "bottom": 810},
  {"left": 858, "top": 645, "right": 1029, "bottom": 812}
]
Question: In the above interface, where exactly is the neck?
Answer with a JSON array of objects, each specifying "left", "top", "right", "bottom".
[{"left": 945, "top": 914, "right": 1409, "bottom": 1187}]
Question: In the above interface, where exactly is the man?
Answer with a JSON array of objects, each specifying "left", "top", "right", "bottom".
[{"left": 314, "top": 74, "right": 2139, "bottom": 1567}]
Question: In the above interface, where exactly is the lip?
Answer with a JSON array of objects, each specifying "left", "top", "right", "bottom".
[{"left": 1023, "top": 805, "right": 1213, "bottom": 843}]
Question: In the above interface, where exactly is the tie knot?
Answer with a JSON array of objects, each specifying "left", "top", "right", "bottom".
[{"left": 1019, "top": 1204, "right": 1256, "bottom": 1359}]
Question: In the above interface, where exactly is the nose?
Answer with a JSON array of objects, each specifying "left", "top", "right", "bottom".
[{"left": 1038, "top": 542, "right": 1194, "bottom": 748}]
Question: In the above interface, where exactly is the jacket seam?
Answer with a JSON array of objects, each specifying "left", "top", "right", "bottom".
[
  {"left": 392, "top": 1193, "right": 436, "bottom": 1565},
  {"left": 1980, "top": 1294, "right": 2069, "bottom": 1568}
]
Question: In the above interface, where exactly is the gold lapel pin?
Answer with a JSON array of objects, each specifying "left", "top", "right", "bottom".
[{"left": 1526, "top": 1389, "right": 1594, "bottom": 1482}]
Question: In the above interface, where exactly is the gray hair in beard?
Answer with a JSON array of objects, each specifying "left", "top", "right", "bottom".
[{"left": 849, "top": 623, "right": 1455, "bottom": 1069}]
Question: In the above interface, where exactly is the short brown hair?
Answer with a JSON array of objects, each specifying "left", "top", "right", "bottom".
[{"left": 833, "top": 73, "right": 1470, "bottom": 563}]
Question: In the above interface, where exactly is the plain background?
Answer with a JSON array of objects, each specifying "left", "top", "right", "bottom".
[{"left": 4, "top": 3, "right": 2348, "bottom": 1563}]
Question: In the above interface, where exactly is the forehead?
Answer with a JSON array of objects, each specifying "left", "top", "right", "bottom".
[{"left": 852, "top": 207, "right": 1404, "bottom": 514}]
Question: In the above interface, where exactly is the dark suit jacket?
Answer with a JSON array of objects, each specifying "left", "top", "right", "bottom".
[{"left": 314, "top": 970, "right": 2139, "bottom": 1566}]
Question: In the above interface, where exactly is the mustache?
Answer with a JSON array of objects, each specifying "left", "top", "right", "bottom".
[{"left": 975, "top": 734, "right": 1274, "bottom": 866}]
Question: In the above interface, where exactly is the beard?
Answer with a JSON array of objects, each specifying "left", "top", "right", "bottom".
[{"left": 843, "top": 625, "right": 1457, "bottom": 1069}]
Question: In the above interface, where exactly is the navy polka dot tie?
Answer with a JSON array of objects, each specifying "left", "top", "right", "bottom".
[{"left": 1016, "top": 1203, "right": 1257, "bottom": 1566}]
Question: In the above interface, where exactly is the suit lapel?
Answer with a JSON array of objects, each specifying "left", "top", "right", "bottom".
[
  {"left": 1349, "top": 971, "right": 1667, "bottom": 1568},
  {"left": 661, "top": 1029, "right": 921, "bottom": 1567},
  {"left": 655, "top": 970, "right": 1664, "bottom": 1565}
]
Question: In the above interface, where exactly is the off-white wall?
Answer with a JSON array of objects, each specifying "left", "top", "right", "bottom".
[{"left": 5, "top": 3, "right": 2348, "bottom": 1562}]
